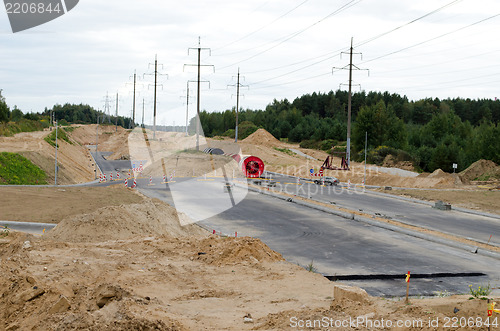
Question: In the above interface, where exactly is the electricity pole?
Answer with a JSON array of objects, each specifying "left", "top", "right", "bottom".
[
  {"left": 333, "top": 37, "right": 368, "bottom": 167},
  {"left": 115, "top": 92, "right": 119, "bottom": 132},
  {"left": 142, "top": 98, "right": 145, "bottom": 128},
  {"left": 54, "top": 120, "right": 58, "bottom": 185},
  {"left": 228, "top": 67, "right": 249, "bottom": 143},
  {"left": 144, "top": 55, "right": 167, "bottom": 140},
  {"left": 132, "top": 71, "right": 136, "bottom": 127},
  {"left": 184, "top": 37, "right": 214, "bottom": 150}
]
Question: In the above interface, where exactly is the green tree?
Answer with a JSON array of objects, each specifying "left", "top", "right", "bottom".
[
  {"left": 10, "top": 106, "right": 23, "bottom": 122},
  {"left": 0, "top": 92, "right": 10, "bottom": 123}
]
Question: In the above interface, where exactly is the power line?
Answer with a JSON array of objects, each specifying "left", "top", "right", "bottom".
[
  {"left": 361, "top": 13, "right": 500, "bottom": 65},
  {"left": 236, "top": 0, "right": 464, "bottom": 87},
  {"left": 218, "top": 0, "right": 363, "bottom": 70},
  {"left": 355, "top": 0, "right": 464, "bottom": 47},
  {"left": 214, "top": 0, "right": 311, "bottom": 53}
]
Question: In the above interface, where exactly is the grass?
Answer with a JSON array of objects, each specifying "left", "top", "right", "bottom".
[
  {"left": 305, "top": 260, "right": 318, "bottom": 273},
  {"left": 0, "top": 119, "right": 49, "bottom": 137},
  {"left": 273, "top": 147, "right": 296, "bottom": 156},
  {"left": 62, "top": 126, "right": 78, "bottom": 132},
  {"left": 0, "top": 152, "right": 47, "bottom": 185},
  {"left": 44, "top": 127, "right": 72, "bottom": 147}
]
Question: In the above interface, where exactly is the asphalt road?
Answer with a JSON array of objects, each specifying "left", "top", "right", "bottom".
[
  {"left": 139, "top": 177, "right": 500, "bottom": 297},
  {"left": 267, "top": 173, "right": 500, "bottom": 247},
  {"left": 90, "top": 151, "right": 131, "bottom": 174},
  {"left": 19, "top": 151, "right": 498, "bottom": 297}
]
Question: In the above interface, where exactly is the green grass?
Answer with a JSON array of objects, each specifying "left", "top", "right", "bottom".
[
  {"left": 44, "top": 127, "right": 72, "bottom": 147},
  {"left": 62, "top": 125, "right": 78, "bottom": 132},
  {"left": 273, "top": 147, "right": 295, "bottom": 156},
  {"left": 0, "top": 119, "right": 49, "bottom": 137},
  {"left": 0, "top": 152, "right": 47, "bottom": 185}
]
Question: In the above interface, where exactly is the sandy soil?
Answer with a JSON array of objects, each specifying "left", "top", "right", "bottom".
[
  {"left": 0, "top": 128, "right": 95, "bottom": 184},
  {"left": 0, "top": 185, "right": 144, "bottom": 223},
  {"left": 1, "top": 197, "right": 497, "bottom": 330},
  {"left": 2, "top": 126, "right": 500, "bottom": 330}
]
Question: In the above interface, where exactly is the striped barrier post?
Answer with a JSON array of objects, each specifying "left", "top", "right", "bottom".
[
  {"left": 124, "top": 178, "right": 128, "bottom": 188},
  {"left": 116, "top": 172, "right": 120, "bottom": 179},
  {"left": 110, "top": 173, "right": 113, "bottom": 181},
  {"left": 132, "top": 179, "right": 137, "bottom": 188}
]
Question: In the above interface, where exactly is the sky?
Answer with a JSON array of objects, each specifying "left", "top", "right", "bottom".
[{"left": 1, "top": 0, "right": 499, "bottom": 127}]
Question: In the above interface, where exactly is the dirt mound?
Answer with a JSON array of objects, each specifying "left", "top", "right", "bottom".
[
  {"left": 428, "top": 168, "right": 447, "bottom": 178},
  {"left": 382, "top": 154, "right": 414, "bottom": 171},
  {"left": 194, "top": 236, "right": 284, "bottom": 265},
  {"left": 45, "top": 198, "right": 206, "bottom": 243},
  {"left": 459, "top": 159, "right": 499, "bottom": 183},
  {"left": 242, "top": 129, "right": 281, "bottom": 147}
]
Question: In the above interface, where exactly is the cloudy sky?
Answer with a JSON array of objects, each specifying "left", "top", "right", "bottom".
[{"left": 1, "top": 0, "right": 499, "bottom": 126}]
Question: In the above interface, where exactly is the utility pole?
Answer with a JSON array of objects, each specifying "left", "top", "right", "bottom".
[
  {"left": 142, "top": 98, "right": 145, "bottom": 128},
  {"left": 115, "top": 93, "right": 119, "bottom": 132},
  {"left": 228, "top": 67, "right": 249, "bottom": 143},
  {"left": 185, "top": 82, "right": 190, "bottom": 136},
  {"left": 54, "top": 120, "right": 58, "bottom": 185},
  {"left": 184, "top": 37, "right": 214, "bottom": 150},
  {"left": 132, "top": 71, "right": 136, "bottom": 127},
  {"left": 126, "top": 70, "right": 141, "bottom": 128},
  {"left": 95, "top": 115, "right": 99, "bottom": 180},
  {"left": 144, "top": 55, "right": 167, "bottom": 140},
  {"left": 333, "top": 37, "right": 368, "bottom": 167}
]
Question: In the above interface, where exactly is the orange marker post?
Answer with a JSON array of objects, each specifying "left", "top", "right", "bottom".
[{"left": 405, "top": 271, "right": 410, "bottom": 303}]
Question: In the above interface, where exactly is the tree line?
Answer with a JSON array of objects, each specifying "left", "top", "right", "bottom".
[
  {"left": 0, "top": 92, "right": 133, "bottom": 132},
  {"left": 194, "top": 90, "right": 500, "bottom": 173}
]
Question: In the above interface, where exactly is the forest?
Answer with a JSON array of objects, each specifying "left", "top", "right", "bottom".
[
  {"left": 194, "top": 90, "right": 500, "bottom": 173},
  {"left": 2, "top": 90, "right": 499, "bottom": 173}
]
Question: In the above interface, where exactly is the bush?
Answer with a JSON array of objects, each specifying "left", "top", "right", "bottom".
[{"left": 222, "top": 129, "right": 235, "bottom": 138}]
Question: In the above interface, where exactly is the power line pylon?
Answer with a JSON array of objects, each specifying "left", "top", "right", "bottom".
[
  {"left": 144, "top": 55, "right": 168, "bottom": 140},
  {"left": 184, "top": 37, "right": 214, "bottom": 151},
  {"left": 333, "top": 37, "right": 369, "bottom": 167},
  {"left": 126, "top": 70, "right": 141, "bottom": 128},
  {"left": 227, "top": 67, "right": 249, "bottom": 143}
]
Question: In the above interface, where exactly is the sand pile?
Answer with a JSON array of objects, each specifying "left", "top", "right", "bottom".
[
  {"left": 242, "top": 129, "right": 282, "bottom": 147},
  {"left": 45, "top": 198, "right": 206, "bottom": 243},
  {"left": 382, "top": 154, "right": 414, "bottom": 171},
  {"left": 459, "top": 159, "right": 499, "bottom": 183},
  {"left": 194, "top": 236, "right": 284, "bottom": 265}
]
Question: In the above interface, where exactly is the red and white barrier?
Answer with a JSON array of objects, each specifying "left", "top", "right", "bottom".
[
  {"left": 99, "top": 174, "right": 103, "bottom": 183},
  {"left": 347, "top": 179, "right": 351, "bottom": 189},
  {"left": 110, "top": 173, "right": 113, "bottom": 181},
  {"left": 103, "top": 174, "right": 107, "bottom": 182},
  {"left": 116, "top": 172, "right": 120, "bottom": 179},
  {"left": 162, "top": 175, "right": 166, "bottom": 183},
  {"left": 131, "top": 179, "right": 137, "bottom": 188},
  {"left": 124, "top": 178, "right": 128, "bottom": 187},
  {"left": 149, "top": 176, "right": 153, "bottom": 185}
]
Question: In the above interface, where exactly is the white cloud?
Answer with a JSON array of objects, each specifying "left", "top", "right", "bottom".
[{"left": 1, "top": 0, "right": 499, "bottom": 123}]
